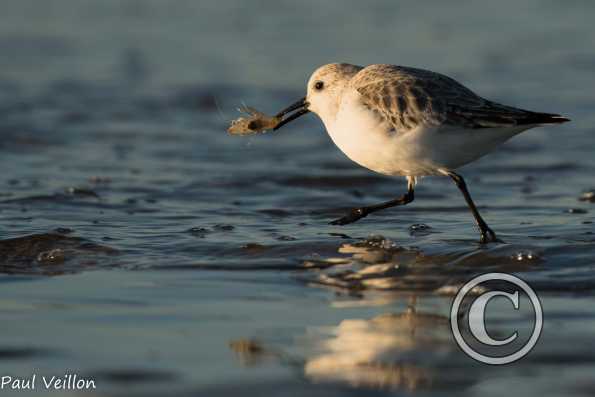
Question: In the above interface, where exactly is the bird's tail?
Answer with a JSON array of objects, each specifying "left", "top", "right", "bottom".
[{"left": 523, "top": 112, "right": 570, "bottom": 125}]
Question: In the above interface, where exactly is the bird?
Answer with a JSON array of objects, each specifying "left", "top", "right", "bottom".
[{"left": 271, "top": 63, "right": 569, "bottom": 243}]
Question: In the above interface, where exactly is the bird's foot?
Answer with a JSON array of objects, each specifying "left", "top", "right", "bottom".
[
  {"left": 329, "top": 208, "right": 368, "bottom": 225},
  {"left": 479, "top": 228, "right": 501, "bottom": 244}
]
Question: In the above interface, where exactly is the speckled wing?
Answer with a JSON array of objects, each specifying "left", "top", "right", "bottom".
[{"left": 351, "top": 64, "right": 568, "bottom": 132}]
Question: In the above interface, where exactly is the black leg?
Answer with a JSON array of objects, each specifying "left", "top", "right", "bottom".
[
  {"left": 330, "top": 180, "right": 415, "bottom": 225},
  {"left": 448, "top": 171, "right": 498, "bottom": 244}
]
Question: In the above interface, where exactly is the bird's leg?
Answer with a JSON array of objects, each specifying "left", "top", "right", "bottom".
[
  {"left": 330, "top": 181, "right": 415, "bottom": 226},
  {"left": 448, "top": 171, "right": 498, "bottom": 244}
]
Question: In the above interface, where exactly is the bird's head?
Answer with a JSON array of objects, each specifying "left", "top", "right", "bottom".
[{"left": 274, "top": 63, "right": 363, "bottom": 130}]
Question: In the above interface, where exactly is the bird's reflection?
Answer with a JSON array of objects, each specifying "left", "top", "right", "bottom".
[
  {"left": 229, "top": 235, "right": 542, "bottom": 392},
  {"left": 303, "top": 308, "right": 451, "bottom": 391},
  {"left": 229, "top": 305, "right": 473, "bottom": 392}
]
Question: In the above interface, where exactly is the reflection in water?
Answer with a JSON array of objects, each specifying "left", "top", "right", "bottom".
[
  {"left": 230, "top": 307, "right": 476, "bottom": 393},
  {"left": 304, "top": 309, "right": 448, "bottom": 391},
  {"left": 229, "top": 339, "right": 274, "bottom": 366},
  {"left": 226, "top": 236, "right": 552, "bottom": 391},
  {"left": 302, "top": 235, "right": 542, "bottom": 293},
  {"left": 224, "top": 233, "right": 595, "bottom": 394}
]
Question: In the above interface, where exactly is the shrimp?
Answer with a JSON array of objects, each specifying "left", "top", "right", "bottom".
[{"left": 227, "top": 106, "right": 281, "bottom": 135}]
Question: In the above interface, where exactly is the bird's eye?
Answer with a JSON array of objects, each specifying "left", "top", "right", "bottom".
[{"left": 314, "top": 81, "right": 324, "bottom": 91}]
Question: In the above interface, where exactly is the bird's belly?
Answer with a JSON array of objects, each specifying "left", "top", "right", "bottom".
[
  {"left": 325, "top": 111, "right": 527, "bottom": 177},
  {"left": 326, "top": 109, "right": 440, "bottom": 176}
]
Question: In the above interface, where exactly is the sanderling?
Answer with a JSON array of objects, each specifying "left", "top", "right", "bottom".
[{"left": 273, "top": 63, "right": 569, "bottom": 243}]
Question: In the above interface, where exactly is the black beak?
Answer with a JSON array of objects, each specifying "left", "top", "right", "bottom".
[{"left": 273, "top": 97, "right": 310, "bottom": 130}]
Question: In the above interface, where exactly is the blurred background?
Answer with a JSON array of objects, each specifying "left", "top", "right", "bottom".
[
  {"left": 3, "top": 0, "right": 593, "bottom": 92},
  {"left": 1, "top": 1, "right": 594, "bottom": 396}
]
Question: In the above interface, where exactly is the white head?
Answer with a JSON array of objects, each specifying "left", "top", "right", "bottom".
[
  {"left": 273, "top": 63, "right": 363, "bottom": 130},
  {"left": 306, "top": 63, "right": 363, "bottom": 122}
]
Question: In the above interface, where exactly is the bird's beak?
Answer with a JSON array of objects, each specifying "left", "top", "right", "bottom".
[{"left": 273, "top": 97, "right": 310, "bottom": 130}]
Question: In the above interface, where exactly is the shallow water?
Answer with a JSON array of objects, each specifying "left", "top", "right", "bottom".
[{"left": 1, "top": 1, "right": 595, "bottom": 396}]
